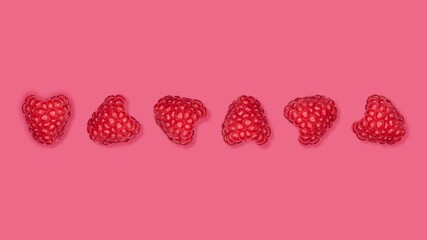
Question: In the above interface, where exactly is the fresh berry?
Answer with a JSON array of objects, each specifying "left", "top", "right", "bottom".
[
  {"left": 154, "top": 96, "right": 207, "bottom": 145},
  {"left": 222, "top": 95, "right": 271, "bottom": 145},
  {"left": 353, "top": 95, "right": 406, "bottom": 144},
  {"left": 22, "top": 95, "right": 71, "bottom": 145},
  {"left": 284, "top": 95, "right": 337, "bottom": 145},
  {"left": 87, "top": 95, "right": 141, "bottom": 145}
]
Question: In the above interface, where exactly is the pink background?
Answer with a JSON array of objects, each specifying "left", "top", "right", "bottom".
[{"left": 1, "top": 0, "right": 426, "bottom": 239}]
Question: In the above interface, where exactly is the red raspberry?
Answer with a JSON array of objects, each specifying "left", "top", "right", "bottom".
[
  {"left": 22, "top": 95, "right": 71, "bottom": 145},
  {"left": 222, "top": 95, "right": 271, "bottom": 145},
  {"left": 353, "top": 95, "right": 406, "bottom": 144},
  {"left": 87, "top": 95, "right": 141, "bottom": 145},
  {"left": 284, "top": 95, "right": 337, "bottom": 145},
  {"left": 154, "top": 96, "right": 207, "bottom": 145}
]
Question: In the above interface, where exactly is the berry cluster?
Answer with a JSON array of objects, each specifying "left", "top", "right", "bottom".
[
  {"left": 284, "top": 95, "right": 337, "bottom": 145},
  {"left": 154, "top": 96, "right": 207, "bottom": 145},
  {"left": 22, "top": 95, "right": 71, "bottom": 144},
  {"left": 22, "top": 94, "right": 406, "bottom": 146},
  {"left": 352, "top": 95, "right": 406, "bottom": 144},
  {"left": 222, "top": 96, "right": 271, "bottom": 145},
  {"left": 87, "top": 95, "right": 141, "bottom": 145}
]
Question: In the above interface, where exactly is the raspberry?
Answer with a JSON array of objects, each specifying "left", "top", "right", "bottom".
[
  {"left": 222, "top": 95, "right": 271, "bottom": 145},
  {"left": 284, "top": 95, "right": 337, "bottom": 145},
  {"left": 87, "top": 95, "right": 141, "bottom": 145},
  {"left": 22, "top": 95, "right": 71, "bottom": 145},
  {"left": 353, "top": 95, "right": 406, "bottom": 144},
  {"left": 154, "top": 95, "right": 207, "bottom": 145}
]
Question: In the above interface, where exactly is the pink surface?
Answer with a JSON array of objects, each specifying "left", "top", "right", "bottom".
[{"left": 0, "top": 0, "right": 426, "bottom": 239}]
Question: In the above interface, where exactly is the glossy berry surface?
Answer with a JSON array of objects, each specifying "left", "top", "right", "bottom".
[
  {"left": 154, "top": 95, "right": 207, "bottom": 145},
  {"left": 353, "top": 95, "right": 406, "bottom": 144},
  {"left": 87, "top": 95, "right": 141, "bottom": 145},
  {"left": 222, "top": 95, "right": 271, "bottom": 145},
  {"left": 22, "top": 95, "right": 71, "bottom": 145},
  {"left": 284, "top": 95, "right": 337, "bottom": 145}
]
